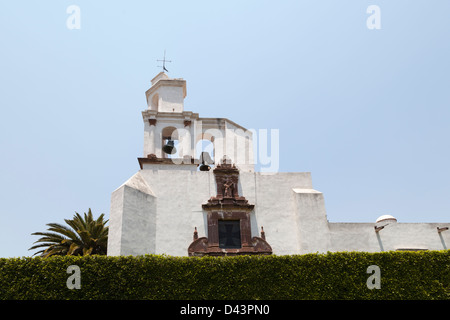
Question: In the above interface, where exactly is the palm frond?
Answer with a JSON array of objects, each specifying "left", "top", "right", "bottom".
[{"left": 29, "top": 208, "right": 108, "bottom": 257}]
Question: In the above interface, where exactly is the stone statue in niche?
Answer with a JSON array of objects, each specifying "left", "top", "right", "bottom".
[
  {"left": 206, "top": 157, "right": 246, "bottom": 204},
  {"left": 223, "top": 178, "right": 234, "bottom": 198}
]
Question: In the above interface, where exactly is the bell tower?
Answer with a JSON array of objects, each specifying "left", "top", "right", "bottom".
[{"left": 146, "top": 72, "right": 186, "bottom": 113}]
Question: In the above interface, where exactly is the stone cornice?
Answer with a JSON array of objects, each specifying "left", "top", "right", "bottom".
[
  {"left": 141, "top": 110, "right": 199, "bottom": 121},
  {"left": 145, "top": 79, "right": 187, "bottom": 99},
  {"left": 137, "top": 155, "right": 199, "bottom": 169},
  {"left": 140, "top": 110, "right": 249, "bottom": 132}
]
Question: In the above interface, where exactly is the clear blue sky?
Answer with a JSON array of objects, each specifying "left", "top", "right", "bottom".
[{"left": 1, "top": 1, "right": 449, "bottom": 257}]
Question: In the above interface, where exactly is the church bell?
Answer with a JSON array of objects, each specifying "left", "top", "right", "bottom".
[
  {"left": 199, "top": 163, "right": 211, "bottom": 171},
  {"left": 162, "top": 140, "right": 177, "bottom": 155},
  {"left": 199, "top": 151, "right": 212, "bottom": 171}
]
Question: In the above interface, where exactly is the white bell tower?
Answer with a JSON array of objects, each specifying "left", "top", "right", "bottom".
[
  {"left": 140, "top": 72, "right": 255, "bottom": 172},
  {"left": 146, "top": 72, "right": 186, "bottom": 113}
]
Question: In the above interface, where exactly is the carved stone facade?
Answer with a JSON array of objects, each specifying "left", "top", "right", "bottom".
[{"left": 188, "top": 158, "right": 272, "bottom": 256}]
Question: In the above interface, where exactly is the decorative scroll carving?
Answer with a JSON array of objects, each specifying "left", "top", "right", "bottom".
[{"left": 188, "top": 236, "right": 208, "bottom": 254}]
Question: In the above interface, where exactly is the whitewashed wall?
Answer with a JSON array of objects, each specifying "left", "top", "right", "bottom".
[{"left": 108, "top": 169, "right": 450, "bottom": 256}]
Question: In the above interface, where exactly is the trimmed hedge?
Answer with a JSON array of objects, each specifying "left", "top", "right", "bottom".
[{"left": 0, "top": 251, "right": 449, "bottom": 300}]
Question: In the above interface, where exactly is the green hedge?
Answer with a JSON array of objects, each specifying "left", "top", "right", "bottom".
[{"left": 0, "top": 251, "right": 449, "bottom": 300}]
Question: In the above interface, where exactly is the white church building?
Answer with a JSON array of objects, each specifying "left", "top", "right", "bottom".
[{"left": 107, "top": 72, "right": 450, "bottom": 256}]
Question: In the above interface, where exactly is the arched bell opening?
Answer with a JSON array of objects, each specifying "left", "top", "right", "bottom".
[
  {"left": 195, "top": 132, "right": 216, "bottom": 171},
  {"left": 161, "top": 126, "right": 179, "bottom": 159},
  {"left": 196, "top": 139, "right": 215, "bottom": 171}
]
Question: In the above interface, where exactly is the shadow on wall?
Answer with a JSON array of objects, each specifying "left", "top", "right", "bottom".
[
  {"left": 439, "top": 232, "right": 447, "bottom": 250},
  {"left": 376, "top": 232, "right": 384, "bottom": 251}
]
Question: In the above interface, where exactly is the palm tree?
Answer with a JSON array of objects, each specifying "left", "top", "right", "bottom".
[{"left": 29, "top": 209, "right": 108, "bottom": 257}]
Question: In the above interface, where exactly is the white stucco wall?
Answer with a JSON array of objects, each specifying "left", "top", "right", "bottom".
[
  {"left": 108, "top": 169, "right": 316, "bottom": 256},
  {"left": 108, "top": 168, "right": 450, "bottom": 256},
  {"left": 328, "top": 222, "right": 450, "bottom": 252},
  {"left": 107, "top": 172, "right": 157, "bottom": 256}
]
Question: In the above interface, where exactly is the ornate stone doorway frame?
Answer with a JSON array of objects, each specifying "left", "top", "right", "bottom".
[{"left": 188, "top": 159, "right": 272, "bottom": 256}]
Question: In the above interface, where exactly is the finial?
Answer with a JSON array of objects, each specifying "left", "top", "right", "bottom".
[
  {"left": 261, "top": 226, "right": 266, "bottom": 240},
  {"left": 193, "top": 226, "right": 198, "bottom": 240},
  {"left": 157, "top": 50, "right": 171, "bottom": 73}
]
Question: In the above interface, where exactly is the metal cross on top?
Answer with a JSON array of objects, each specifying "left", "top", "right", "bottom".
[{"left": 157, "top": 50, "right": 171, "bottom": 73}]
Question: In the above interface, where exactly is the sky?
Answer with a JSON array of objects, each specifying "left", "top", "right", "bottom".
[{"left": 0, "top": 1, "right": 449, "bottom": 258}]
